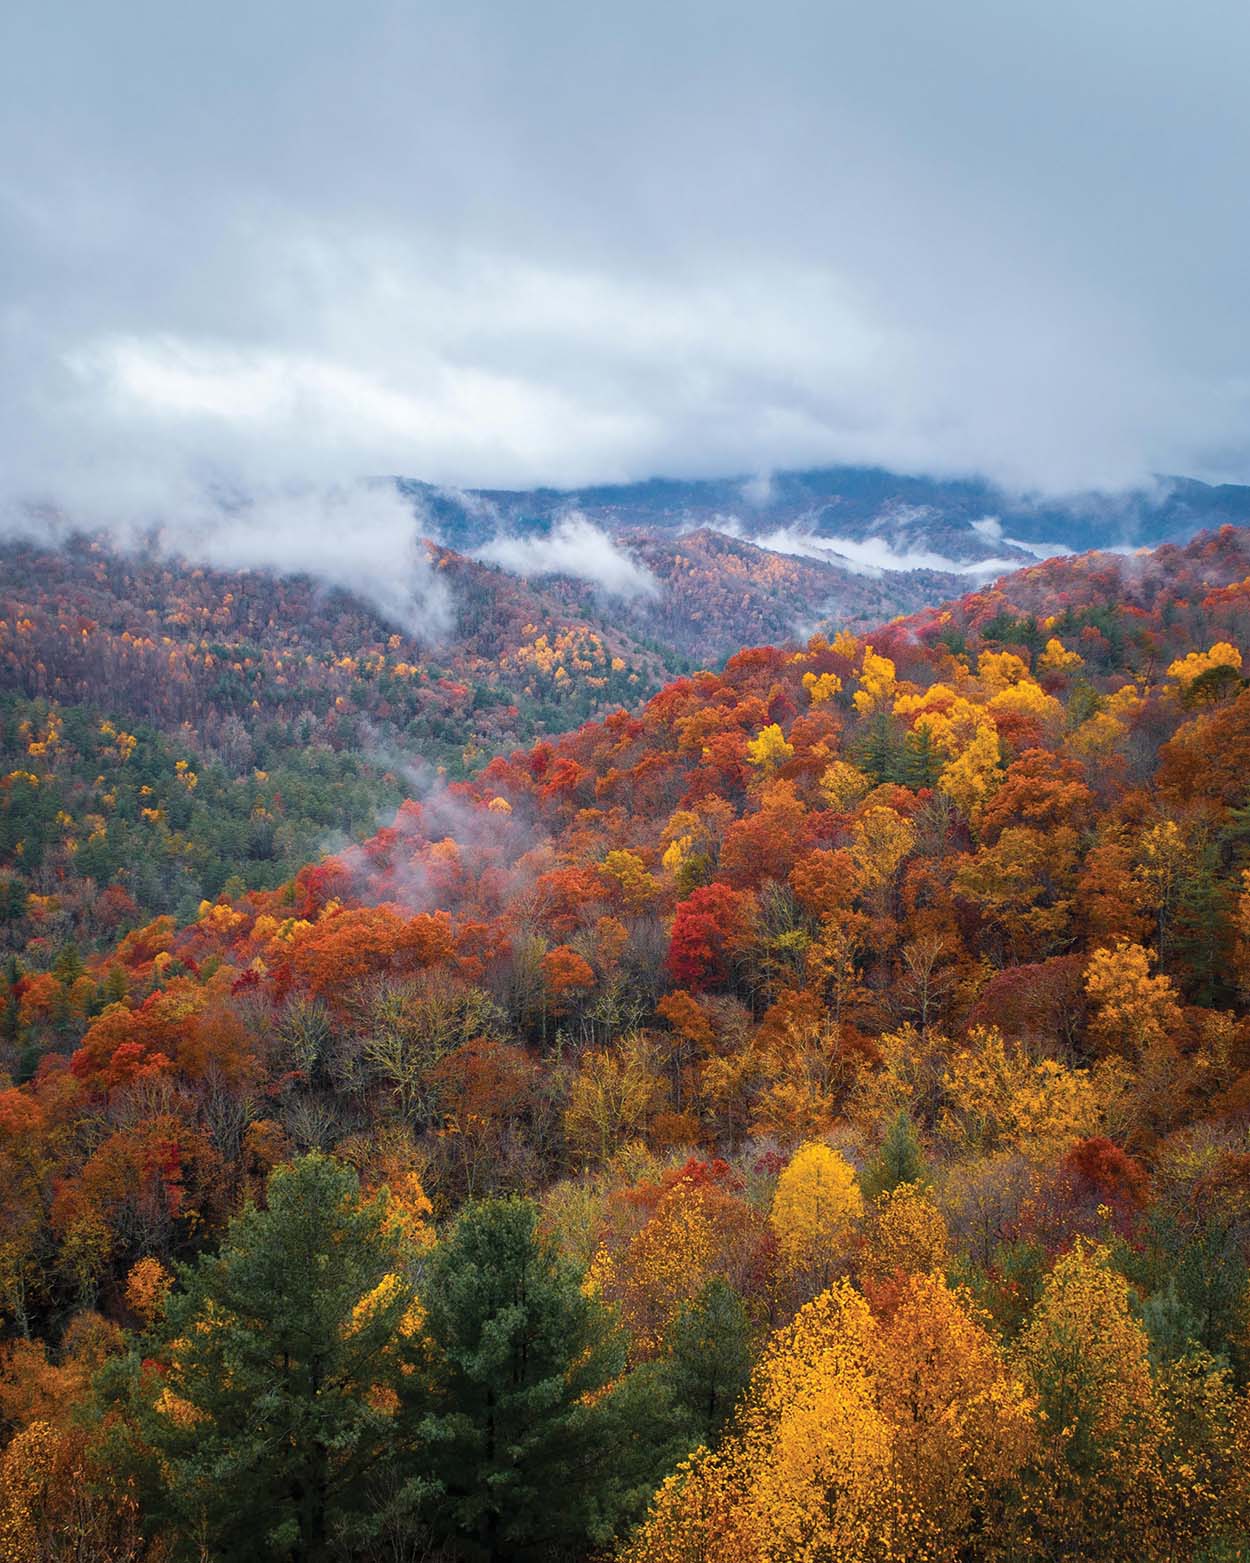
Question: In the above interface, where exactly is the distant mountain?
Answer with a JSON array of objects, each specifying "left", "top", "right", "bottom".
[
  {"left": 598, "top": 527, "right": 966, "bottom": 663},
  {"left": 399, "top": 464, "right": 1250, "bottom": 567}
]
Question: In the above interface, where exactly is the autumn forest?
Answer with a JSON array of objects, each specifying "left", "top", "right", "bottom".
[{"left": 6, "top": 523, "right": 1250, "bottom": 1562}]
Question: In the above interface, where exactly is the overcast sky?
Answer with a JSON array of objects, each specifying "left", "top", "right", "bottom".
[{"left": 4, "top": 0, "right": 1250, "bottom": 535}]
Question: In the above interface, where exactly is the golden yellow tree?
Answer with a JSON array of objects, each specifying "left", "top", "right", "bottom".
[
  {"left": 1084, "top": 939, "right": 1182, "bottom": 1060},
  {"left": 769, "top": 1142, "right": 863, "bottom": 1288},
  {"left": 626, "top": 1281, "right": 891, "bottom": 1562},
  {"left": 862, "top": 1181, "right": 949, "bottom": 1281},
  {"left": 1015, "top": 1239, "right": 1170, "bottom": 1560},
  {"left": 875, "top": 1271, "right": 1035, "bottom": 1560}
]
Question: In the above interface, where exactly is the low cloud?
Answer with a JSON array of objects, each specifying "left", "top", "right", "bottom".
[
  {"left": 7, "top": 480, "right": 454, "bottom": 643},
  {"left": 754, "top": 525, "right": 1017, "bottom": 579},
  {"left": 193, "top": 485, "right": 455, "bottom": 641},
  {"left": 473, "top": 511, "right": 658, "bottom": 598}
]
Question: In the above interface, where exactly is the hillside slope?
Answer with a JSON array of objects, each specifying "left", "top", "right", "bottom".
[{"left": 6, "top": 527, "right": 1250, "bottom": 1559}]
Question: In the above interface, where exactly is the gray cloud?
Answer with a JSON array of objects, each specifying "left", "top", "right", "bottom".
[{"left": 3, "top": 0, "right": 1250, "bottom": 565}]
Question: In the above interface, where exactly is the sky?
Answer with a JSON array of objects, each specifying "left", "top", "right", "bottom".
[{"left": 3, "top": 0, "right": 1250, "bottom": 565}]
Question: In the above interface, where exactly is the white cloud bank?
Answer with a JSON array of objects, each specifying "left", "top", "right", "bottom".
[
  {"left": 473, "top": 512, "right": 658, "bottom": 598},
  {"left": 10, "top": 479, "right": 453, "bottom": 643},
  {"left": 753, "top": 526, "right": 1018, "bottom": 579}
]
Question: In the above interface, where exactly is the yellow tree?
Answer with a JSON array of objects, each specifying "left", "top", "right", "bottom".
[
  {"left": 1083, "top": 940, "right": 1182, "bottom": 1059},
  {"left": 564, "top": 1037, "right": 666, "bottom": 1166},
  {"left": 626, "top": 1282, "right": 892, "bottom": 1562},
  {"left": 600, "top": 1178, "right": 719, "bottom": 1357},
  {"left": 852, "top": 648, "right": 898, "bottom": 715},
  {"left": 849, "top": 807, "right": 916, "bottom": 894},
  {"left": 818, "top": 759, "right": 872, "bottom": 812},
  {"left": 938, "top": 723, "right": 1002, "bottom": 822},
  {"left": 745, "top": 724, "right": 794, "bottom": 774},
  {"left": 769, "top": 1142, "right": 863, "bottom": 1290},
  {"left": 601, "top": 849, "right": 660, "bottom": 911},
  {"left": 875, "top": 1272, "right": 1035, "bottom": 1560},
  {"left": 938, "top": 1027, "right": 1102, "bottom": 1162},
  {"left": 862, "top": 1181, "right": 949, "bottom": 1282},
  {"left": 1015, "top": 1240, "right": 1170, "bottom": 1560}
]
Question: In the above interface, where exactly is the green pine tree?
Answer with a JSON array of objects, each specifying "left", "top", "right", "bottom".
[
  {"left": 862, "top": 1109, "right": 929, "bottom": 1200},
  {"left": 660, "top": 1277, "right": 753, "bottom": 1444},
  {"left": 101, "top": 1154, "right": 426, "bottom": 1563},
  {"left": 902, "top": 725, "right": 944, "bottom": 790},
  {"left": 417, "top": 1195, "right": 626, "bottom": 1562}
]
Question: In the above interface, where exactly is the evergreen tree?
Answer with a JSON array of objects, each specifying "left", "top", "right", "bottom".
[
  {"left": 659, "top": 1277, "right": 753, "bottom": 1444},
  {"left": 902, "top": 726, "right": 943, "bottom": 790},
  {"left": 418, "top": 1195, "right": 625, "bottom": 1562},
  {"left": 862, "top": 1109, "right": 929, "bottom": 1200},
  {"left": 856, "top": 711, "right": 906, "bottom": 785},
  {"left": 1144, "top": 1214, "right": 1250, "bottom": 1377},
  {"left": 102, "top": 1154, "right": 425, "bottom": 1563},
  {"left": 1, "top": 954, "right": 21, "bottom": 1043}
]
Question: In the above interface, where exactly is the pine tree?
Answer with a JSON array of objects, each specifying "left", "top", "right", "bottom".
[
  {"left": 856, "top": 711, "right": 906, "bottom": 785},
  {"left": 862, "top": 1109, "right": 929, "bottom": 1200},
  {"left": 902, "top": 726, "right": 943, "bottom": 790},
  {"left": 417, "top": 1195, "right": 626, "bottom": 1562},
  {"left": 660, "top": 1277, "right": 753, "bottom": 1445},
  {"left": 102, "top": 1154, "right": 425, "bottom": 1562}
]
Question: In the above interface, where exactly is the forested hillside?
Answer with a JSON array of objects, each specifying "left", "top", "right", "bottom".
[
  {"left": 0, "top": 536, "right": 671, "bottom": 948},
  {"left": 5, "top": 527, "right": 1250, "bottom": 1558}
]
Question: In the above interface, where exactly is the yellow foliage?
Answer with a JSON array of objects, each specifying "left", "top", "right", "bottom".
[
  {"left": 770, "top": 1142, "right": 863, "bottom": 1279},
  {"left": 987, "top": 678, "right": 1063, "bottom": 725},
  {"left": 913, "top": 694, "right": 992, "bottom": 757},
  {"left": 875, "top": 1272, "right": 1036, "bottom": 1559},
  {"left": 746, "top": 724, "right": 795, "bottom": 772},
  {"left": 1037, "top": 636, "right": 1084, "bottom": 671},
  {"left": 818, "top": 759, "right": 872, "bottom": 812},
  {"left": 626, "top": 1273, "right": 1034, "bottom": 1563},
  {"left": 977, "top": 650, "right": 1030, "bottom": 692},
  {"left": 611, "top": 1180, "right": 718, "bottom": 1355},
  {"left": 662, "top": 835, "right": 692, "bottom": 875},
  {"left": 565, "top": 1038, "right": 665, "bottom": 1166},
  {"left": 1167, "top": 640, "right": 1243, "bottom": 684},
  {"left": 601, "top": 849, "right": 659, "bottom": 909},
  {"left": 864, "top": 1182, "right": 949, "bottom": 1278},
  {"left": 939, "top": 1027, "right": 1102, "bottom": 1160},
  {"left": 382, "top": 1171, "right": 436, "bottom": 1250},
  {"left": 1084, "top": 940, "right": 1182, "bottom": 1059},
  {"left": 849, "top": 806, "right": 916, "bottom": 889},
  {"left": 938, "top": 723, "right": 1002, "bottom": 819},
  {"left": 852, "top": 648, "right": 897, "bottom": 715},
  {"left": 1016, "top": 1240, "right": 1170, "bottom": 1559},
  {"left": 124, "top": 1257, "right": 173, "bottom": 1325},
  {"left": 1066, "top": 709, "right": 1128, "bottom": 760},
  {"left": 802, "top": 670, "right": 843, "bottom": 705}
]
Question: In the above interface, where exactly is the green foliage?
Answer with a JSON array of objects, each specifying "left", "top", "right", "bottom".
[
  {"left": 658, "top": 1277, "right": 753, "bottom": 1445},
  {"left": 417, "top": 1196, "right": 627, "bottom": 1561},
  {"left": 100, "top": 1155, "right": 425, "bottom": 1563},
  {"left": 1143, "top": 1215, "right": 1250, "bottom": 1375},
  {"left": 862, "top": 1110, "right": 929, "bottom": 1200}
]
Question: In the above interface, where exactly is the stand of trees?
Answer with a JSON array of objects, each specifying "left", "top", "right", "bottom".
[{"left": 5, "top": 527, "right": 1250, "bottom": 1557}]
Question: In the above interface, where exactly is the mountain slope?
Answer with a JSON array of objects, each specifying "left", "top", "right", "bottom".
[
  {"left": 403, "top": 462, "right": 1250, "bottom": 563},
  {"left": 7, "top": 526, "right": 1250, "bottom": 1559}
]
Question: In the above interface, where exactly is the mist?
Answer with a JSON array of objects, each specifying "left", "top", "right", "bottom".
[{"left": 473, "top": 513, "right": 659, "bottom": 599}]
